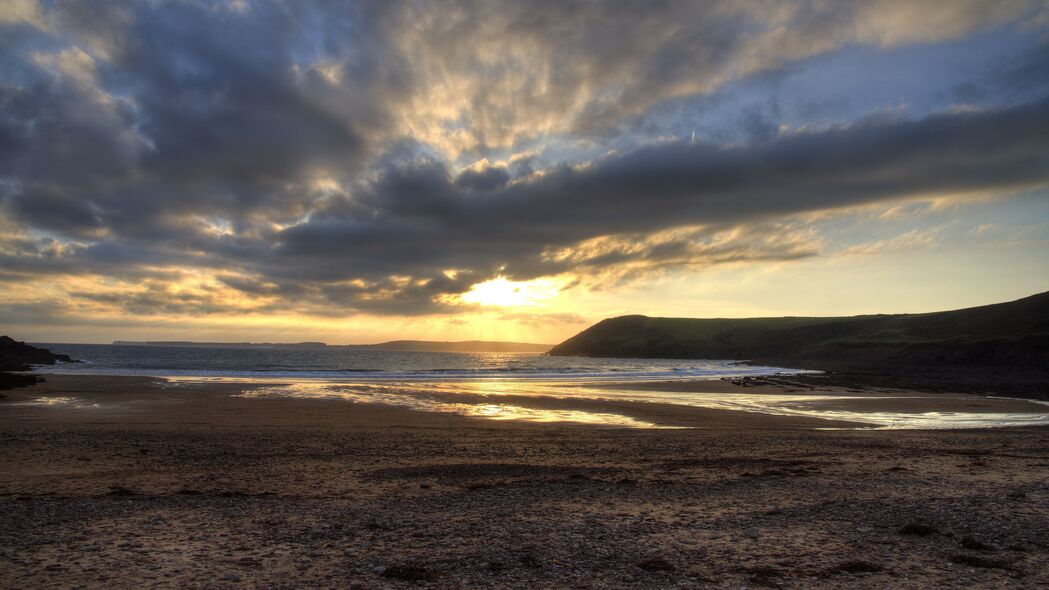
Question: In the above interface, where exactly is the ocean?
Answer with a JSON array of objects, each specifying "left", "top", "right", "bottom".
[
  {"left": 30, "top": 343, "right": 1049, "bottom": 429},
  {"left": 34, "top": 343, "right": 798, "bottom": 382}
]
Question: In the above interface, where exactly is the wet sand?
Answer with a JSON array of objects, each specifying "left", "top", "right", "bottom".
[{"left": 1, "top": 374, "right": 1048, "bottom": 588}]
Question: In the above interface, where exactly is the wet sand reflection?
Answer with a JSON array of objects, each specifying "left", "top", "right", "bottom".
[{"left": 231, "top": 378, "right": 1049, "bottom": 429}]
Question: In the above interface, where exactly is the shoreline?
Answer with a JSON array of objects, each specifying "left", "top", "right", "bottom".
[
  {"left": 1, "top": 373, "right": 868, "bottom": 430},
  {"left": 8, "top": 371, "right": 1049, "bottom": 431}
]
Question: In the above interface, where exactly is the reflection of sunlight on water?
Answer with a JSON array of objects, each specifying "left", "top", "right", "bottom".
[
  {"left": 239, "top": 383, "right": 671, "bottom": 428},
  {"left": 715, "top": 398, "right": 1049, "bottom": 429},
  {"left": 10, "top": 396, "right": 102, "bottom": 409},
  {"left": 459, "top": 402, "right": 669, "bottom": 427},
  {"left": 223, "top": 378, "right": 1049, "bottom": 430},
  {"left": 751, "top": 397, "right": 1049, "bottom": 429}
]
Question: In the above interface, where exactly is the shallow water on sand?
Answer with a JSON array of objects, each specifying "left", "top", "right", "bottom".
[
  {"left": 7, "top": 396, "right": 101, "bottom": 409},
  {"left": 226, "top": 378, "right": 1049, "bottom": 430}
]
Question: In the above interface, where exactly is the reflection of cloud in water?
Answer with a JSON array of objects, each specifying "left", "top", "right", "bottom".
[{"left": 232, "top": 379, "right": 1049, "bottom": 430}]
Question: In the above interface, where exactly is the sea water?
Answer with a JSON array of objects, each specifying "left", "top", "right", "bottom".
[
  {"left": 34, "top": 343, "right": 796, "bottom": 381},
  {"left": 33, "top": 343, "right": 1049, "bottom": 429}
]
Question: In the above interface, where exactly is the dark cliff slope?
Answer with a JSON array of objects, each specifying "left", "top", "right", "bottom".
[
  {"left": 548, "top": 292, "right": 1049, "bottom": 373},
  {"left": 0, "top": 336, "right": 78, "bottom": 390},
  {"left": 0, "top": 336, "right": 76, "bottom": 371}
]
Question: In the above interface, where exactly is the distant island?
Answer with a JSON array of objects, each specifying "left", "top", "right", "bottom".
[
  {"left": 550, "top": 291, "right": 1049, "bottom": 397},
  {"left": 113, "top": 341, "right": 329, "bottom": 348},
  {"left": 113, "top": 339, "right": 552, "bottom": 353}
]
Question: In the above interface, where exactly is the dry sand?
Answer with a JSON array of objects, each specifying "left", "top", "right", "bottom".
[{"left": 1, "top": 374, "right": 1048, "bottom": 588}]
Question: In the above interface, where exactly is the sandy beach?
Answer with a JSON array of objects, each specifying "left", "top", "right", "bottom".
[
  {"left": 0, "top": 374, "right": 1047, "bottom": 588},
  {"left": 5, "top": 1, "right": 1049, "bottom": 586}
]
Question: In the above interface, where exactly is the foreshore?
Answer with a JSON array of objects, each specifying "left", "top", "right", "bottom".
[{"left": 2, "top": 374, "right": 1048, "bottom": 588}]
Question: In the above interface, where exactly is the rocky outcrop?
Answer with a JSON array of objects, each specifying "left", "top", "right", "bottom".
[
  {"left": 0, "top": 336, "right": 76, "bottom": 371},
  {"left": 0, "top": 336, "right": 79, "bottom": 390}
]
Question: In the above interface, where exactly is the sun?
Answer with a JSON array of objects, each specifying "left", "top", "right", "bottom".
[{"left": 459, "top": 276, "right": 562, "bottom": 307}]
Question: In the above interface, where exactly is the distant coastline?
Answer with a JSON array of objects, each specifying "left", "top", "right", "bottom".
[
  {"left": 548, "top": 291, "right": 1049, "bottom": 399},
  {"left": 113, "top": 341, "right": 328, "bottom": 348},
  {"left": 112, "top": 339, "right": 553, "bottom": 353}
]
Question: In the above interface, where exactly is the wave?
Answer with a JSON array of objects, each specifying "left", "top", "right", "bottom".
[
  {"left": 36, "top": 344, "right": 813, "bottom": 382},
  {"left": 40, "top": 364, "right": 810, "bottom": 382}
]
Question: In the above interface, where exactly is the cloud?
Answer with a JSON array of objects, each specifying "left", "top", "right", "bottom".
[
  {"left": 841, "top": 229, "right": 942, "bottom": 256},
  {"left": 2, "top": 1, "right": 375, "bottom": 241},
  {"left": 538, "top": 223, "right": 822, "bottom": 290},
  {"left": 273, "top": 97, "right": 1049, "bottom": 285},
  {"left": 381, "top": 0, "right": 1047, "bottom": 152},
  {"left": 4, "top": 94, "right": 1049, "bottom": 316},
  {"left": 1, "top": 0, "right": 1049, "bottom": 322}
]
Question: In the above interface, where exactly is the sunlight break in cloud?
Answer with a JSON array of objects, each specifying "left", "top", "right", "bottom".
[
  {"left": 456, "top": 276, "right": 566, "bottom": 308},
  {"left": 1, "top": 0, "right": 1048, "bottom": 343}
]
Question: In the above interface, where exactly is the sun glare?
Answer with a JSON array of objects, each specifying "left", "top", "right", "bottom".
[{"left": 459, "top": 276, "right": 562, "bottom": 307}]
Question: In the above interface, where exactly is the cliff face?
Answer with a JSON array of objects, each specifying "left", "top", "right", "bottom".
[
  {"left": 0, "top": 336, "right": 76, "bottom": 371},
  {"left": 548, "top": 292, "right": 1049, "bottom": 372},
  {"left": 0, "top": 337, "right": 80, "bottom": 390}
]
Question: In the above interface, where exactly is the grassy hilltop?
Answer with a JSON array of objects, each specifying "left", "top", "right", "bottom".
[{"left": 549, "top": 291, "right": 1049, "bottom": 396}]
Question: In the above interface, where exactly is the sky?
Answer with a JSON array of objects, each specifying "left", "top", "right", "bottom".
[{"left": 1, "top": 0, "right": 1048, "bottom": 345}]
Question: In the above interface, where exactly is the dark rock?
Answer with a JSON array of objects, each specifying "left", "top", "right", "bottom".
[
  {"left": 0, "top": 336, "right": 78, "bottom": 371},
  {"left": 0, "top": 372, "right": 42, "bottom": 391},
  {"left": 0, "top": 337, "right": 81, "bottom": 391}
]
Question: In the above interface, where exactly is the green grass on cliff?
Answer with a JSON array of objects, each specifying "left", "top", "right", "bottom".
[{"left": 548, "top": 291, "right": 1049, "bottom": 370}]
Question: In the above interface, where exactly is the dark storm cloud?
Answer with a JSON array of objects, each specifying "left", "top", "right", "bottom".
[
  {"left": 2, "top": 0, "right": 1049, "bottom": 317},
  {"left": 70, "top": 285, "right": 251, "bottom": 316},
  {"left": 454, "top": 165, "right": 511, "bottom": 192},
  {"left": 0, "top": 1, "right": 392, "bottom": 239},
  {"left": 273, "top": 97, "right": 1049, "bottom": 286},
  {"left": 999, "top": 42, "right": 1049, "bottom": 96}
]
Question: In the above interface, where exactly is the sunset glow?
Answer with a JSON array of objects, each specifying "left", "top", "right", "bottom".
[
  {"left": 3, "top": 4, "right": 1049, "bottom": 587},
  {"left": 457, "top": 277, "right": 564, "bottom": 308},
  {"left": 0, "top": 1, "right": 1047, "bottom": 344}
]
